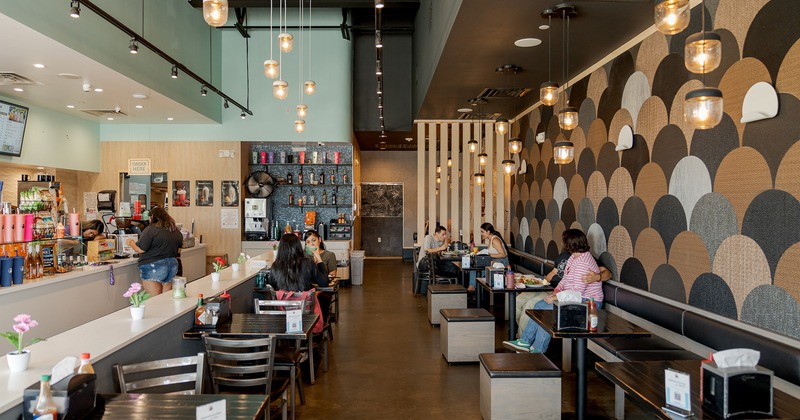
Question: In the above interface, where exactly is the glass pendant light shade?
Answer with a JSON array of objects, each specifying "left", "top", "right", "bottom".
[
  {"left": 654, "top": 0, "right": 690, "bottom": 35},
  {"left": 273, "top": 80, "right": 289, "bottom": 100},
  {"left": 684, "top": 88, "right": 724, "bottom": 129},
  {"left": 474, "top": 173, "right": 485, "bottom": 185},
  {"left": 278, "top": 33, "right": 294, "bottom": 53},
  {"left": 558, "top": 107, "right": 579, "bottom": 131},
  {"left": 304, "top": 80, "right": 316, "bottom": 95},
  {"left": 540, "top": 82, "right": 560, "bottom": 106},
  {"left": 436, "top": 176, "right": 441, "bottom": 184},
  {"left": 495, "top": 118, "right": 509, "bottom": 135},
  {"left": 508, "top": 137, "right": 523, "bottom": 154},
  {"left": 297, "top": 104, "right": 308, "bottom": 118},
  {"left": 685, "top": 31, "right": 722, "bottom": 73},
  {"left": 553, "top": 141, "right": 575, "bottom": 165},
  {"left": 294, "top": 120, "right": 306, "bottom": 133},
  {"left": 264, "top": 60, "right": 279, "bottom": 79},
  {"left": 467, "top": 139, "right": 478, "bottom": 153},
  {"left": 478, "top": 153, "right": 488, "bottom": 166},
  {"left": 436, "top": 165, "right": 441, "bottom": 174},
  {"left": 447, "top": 157, "right": 452, "bottom": 167},
  {"left": 502, "top": 159, "right": 515, "bottom": 175},
  {"left": 203, "top": 0, "right": 229, "bottom": 27}
]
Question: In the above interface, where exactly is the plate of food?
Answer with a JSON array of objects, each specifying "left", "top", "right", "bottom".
[{"left": 522, "top": 276, "right": 550, "bottom": 288}]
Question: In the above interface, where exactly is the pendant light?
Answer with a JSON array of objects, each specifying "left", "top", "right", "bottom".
[
  {"left": 684, "top": 0, "right": 721, "bottom": 74},
  {"left": 264, "top": 1, "right": 279, "bottom": 79},
  {"left": 508, "top": 137, "right": 522, "bottom": 154},
  {"left": 296, "top": 1, "right": 308, "bottom": 122},
  {"left": 203, "top": 0, "right": 228, "bottom": 27},
  {"left": 654, "top": 0, "right": 690, "bottom": 35},
  {"left": 495, "top": 118, "right": 509, "bottom": 135},
  {"left": 539, "top": 10, "right": 559, "bottom": 106},
  {"left": 502, "top": 159, "right": 515, "bottom": 175},
  {"left": 557, "top": 5, "right": 579, "bottom": 131},
  {"left": 474, "top": 172, "right": 485, "bottom": 185},
  {"left": 294, "top": 119, "right": 306, "bottom": 133},
  {"left": 554, "top": 141, "right": 575, "bottom": 164},
  {"left": 304, "top": 0, "right": 316, "bottom": 95},
  {"left": 478, "top": 152, "right": 488, "bottom": 166},
  {"left": 273, "top": 80, "right": 288, "bottom": 100},
  {"left": 468, "top": 140, "right": 478, "bottom": 153},
  {"left": 278, "top": 0, "right": 293, "bottom": 53},
  {"left": 297, "top": 104, "right": 308, "bottom": 118},
  {"left": 467, "top": 98, "right": 484, "bottom": 153},
  {"left": 683, "top": 0, "right": 723, "bottom": 130}
]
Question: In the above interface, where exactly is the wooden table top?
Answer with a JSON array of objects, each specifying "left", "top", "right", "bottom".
[
  {"left": 86, "top": 393, "right": 269, "bottom": 419},
  {"left": 526, "top": 309, "right": 650, "bottom": 339},
  {"left": 596, "top": 360, "right": 800, "bottom": 419},
  {"left": 479, "top": 277, "right": 554, "bottom": 294},
  {"left": 186, "top": 313, "right": 319, "bottom": 341}
]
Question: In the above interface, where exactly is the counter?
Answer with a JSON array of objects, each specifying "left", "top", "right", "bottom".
[{"left": 0, "top": 249, "right": 270, "bottom": 418}]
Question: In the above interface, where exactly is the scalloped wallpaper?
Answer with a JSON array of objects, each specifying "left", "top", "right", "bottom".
[{"left": 509, "top": 0, "right": 800, "bottom": 339}]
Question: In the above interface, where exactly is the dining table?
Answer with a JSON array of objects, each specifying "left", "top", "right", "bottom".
[
  {"left": 477, "top": 275, "right": 553, "bottom": 341},
  {"left": 451, "top": 260, "right": 487, "bottom": 288},
  {"left": 526, "top": 308, "right": 650, "bottom": 420},
  {"left": 85, "top": 393, "right": 270, "bottom": 419},
  {"left": 183, "top": 313, "right": 319, "bottom": 342}
]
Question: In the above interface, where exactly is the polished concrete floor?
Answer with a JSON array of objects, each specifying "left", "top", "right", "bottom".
[{"left": 296, "top": 258, "right": 649, "bottom": 419}]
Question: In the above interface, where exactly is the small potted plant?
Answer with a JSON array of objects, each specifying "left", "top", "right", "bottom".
[
  {"left": 124, "top": 283, "right": 151, "bottom": 320},
  {"left": 1, "top": 314, "right": 43, "bottom": 372},
  {"left": 232, "top": 253, "right": 248, "bottom": 272},
  {"left": 211, "top": 257, "right": 227, "bottom": 281}
]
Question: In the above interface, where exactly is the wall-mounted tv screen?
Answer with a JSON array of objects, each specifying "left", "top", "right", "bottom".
[{"left": 0, "top": 99, "right": 28, "bottom": 157}]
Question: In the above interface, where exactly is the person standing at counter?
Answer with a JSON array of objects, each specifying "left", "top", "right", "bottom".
[{"left": 126, "top": 207, "right": 183, "bottom": 296}]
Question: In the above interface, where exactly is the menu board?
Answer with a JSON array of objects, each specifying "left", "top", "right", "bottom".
[
  {"left": 41, "top": 244, "right": 55, "bottom": 274},
  {"left": 0, "top": 99, "right": 28, "bottom": 157}
]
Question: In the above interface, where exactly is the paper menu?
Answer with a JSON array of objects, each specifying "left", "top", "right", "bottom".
[{"left": 665, "top": 368, "right": 692, "bottom": 413}]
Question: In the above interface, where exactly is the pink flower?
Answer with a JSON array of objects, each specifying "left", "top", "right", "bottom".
[
  {"left": 13, "top": 314, "right": 32, "bottom": 324},
  {"left": 13, "top": 323, "right": 30, "bottom": 333},
  {"left": 129, "top": 283, "right": 142, "bottom": 293},
  {"left": 123, "top": 290, "right": 134, "bottom": 298}
]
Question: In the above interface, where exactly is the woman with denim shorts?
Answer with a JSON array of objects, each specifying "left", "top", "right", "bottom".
[{"left": 126, "top": 207, "right": 183, "bottom": 297}]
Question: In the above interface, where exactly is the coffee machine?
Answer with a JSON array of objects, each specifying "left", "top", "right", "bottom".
[{"left": 244, "top": 198, "right": 268, "bottom": 240}]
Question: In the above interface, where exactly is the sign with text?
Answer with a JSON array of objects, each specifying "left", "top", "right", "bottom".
[{"left": 128, "top": 158, "right": 151, "bottom": 175}]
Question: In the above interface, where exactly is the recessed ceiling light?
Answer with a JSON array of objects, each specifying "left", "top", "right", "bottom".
[
  {"left": 66, "top": 105, "right": 75, "bottom": 109},
  {"left": 132, "top": 93, "right": 148, "bottom": 99},
  {"left": 167, "top": 117, "right": 174, "bottom": 121},
  {"left": 405, "top": 137, "right": 413, "bottom": 142},
  {"left": 57, "top": 73, "right": 80, "bottom": 79},
  {"left": 539, "top": 24, "right": 549, "bottom": 30},
  {"left": 457, "top": 108, "right": 473, "bottom": 113},
  {"left": 107, "top": 117, "right": 114, "bottom": 121},
  {"left": 13, "top": 88, "right": 23, "bottom": 92},
  {"left": 94, "top": 88, "right": 103, "bottom": 92},
  {"left": 33, "top": 64, "right": 46, "bottom": 69},
  {"left": 36, "top": 166, "right": 45, "bottom": 170},
  {"left": 135, "top": 105, "right": 143, "bottom": 109},
  {"left": 515, "top": 38, "right": 542, "bottom": 47}
]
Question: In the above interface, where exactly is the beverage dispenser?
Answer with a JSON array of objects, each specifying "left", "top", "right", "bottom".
[{"left": 244, "top": 198, "right": 268, "bottom": 240}]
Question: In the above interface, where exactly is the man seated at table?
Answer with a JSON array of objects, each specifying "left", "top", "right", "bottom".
[
  {"left": 515, "top": 247, "right": 611, "bottom": 338},
  {"left": 417, "top": 225, "right": 459, "bottom": 276}
]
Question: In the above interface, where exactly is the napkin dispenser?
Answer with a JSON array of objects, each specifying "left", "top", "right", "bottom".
[
  {"left": 474, "top": 255, "right": 492, "bottom": 268},
  {"left": 552, "top": 301, "right": 588, "bottom": 331},
  {"left": 23, "top": 373, "right": 96, "bottom": 420},
  {"left": 203, "top": 295, "right": 231, "bottom": 327},
  {"left": 702, "top": 361, "right": 773, "bottom": 418}
]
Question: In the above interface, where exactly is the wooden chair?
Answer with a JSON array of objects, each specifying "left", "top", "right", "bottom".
[
  {"left": 113, "top": 353, "right": 205, "bottom": 395},
  {"left": 203, "top": 334, "right": 288, "bottom": 420}
]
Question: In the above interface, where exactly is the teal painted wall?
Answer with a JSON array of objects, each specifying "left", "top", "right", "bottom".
[{"left": 412, "top": 0, "right": 461, "bottom": 117}]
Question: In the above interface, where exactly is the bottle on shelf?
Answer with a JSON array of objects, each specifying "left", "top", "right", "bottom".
[
  {"left": 298, "top": 169, "right": 304, "bottom": 185},
  {"left": 195, "top": 294, "right": 210, "bottom": 325},
  {"left": 330, "top": 172, "right": 335, "bottom": 184},
  {"left": 332, "top": 191, "right": 337, "bottom": 206},
  {"left": 288, "top": 189, "right": 294, "bottom": 206},
  {"left": 588, "top": 298, "right": 598, "bottom": 332},
  {"left": 309, "top": 194, "right": 315, "bottom": 205},
  {"left": 284, "top": 222, "right": 292, "bottom": 234},
  {"left": 25, "top": 244, "right": 36, "bottom": 280},
  {"left": 77, "top": 353, "right": 95, "bottom": 374},
  {"left": 309, "top": 170, "right": 315, "bottom": 184},
  {"left": 287, "top": 171, "right": 293, "bottom": 184},
  {"left": 322, "top": 190, "right": 328, "bottom": 205},
  {"left": 319, "top": 169, "right": 325, "bottom": 184},
  {"left": 297, "top": 196, "right": 303, "bottom": 207},
  {"left": 32, "top": 374, "right": 58, "bottom": 419},
  {"left": 342, "top": 172, "right": 348, "bottom": 183}
]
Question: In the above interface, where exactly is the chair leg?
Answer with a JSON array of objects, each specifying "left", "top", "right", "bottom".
[
  {"left": 288, "top": 366, "right": 296, "bottom": 420},
  {"left": 308, "top": 342, "right": 316, "bottom": 384},
  {"left": 323, "top": 332, "right": 330, "bottom": 372},
  {"left": 282, "top": 390, "right": 288, "bottom": 420},
  {"left": 296, "top": 366, "right": 306, "bottom": 404}
]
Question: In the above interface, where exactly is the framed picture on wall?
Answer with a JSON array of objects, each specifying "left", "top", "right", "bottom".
[
  {"left": 196, "top": 180, "right": 214, "bottom": 207},
  {"left": 172, "top": 181, "right": 190, "bottom": 207},
  {"left": 221, "top": 180, "right": 239, "bottom": 207}
]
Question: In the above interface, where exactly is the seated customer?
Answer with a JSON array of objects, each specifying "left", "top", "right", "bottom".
[
  {"left": 504, "top": 229, "right": 602, "bottom": 353},
  {"left": 417, "top": 225, "right": 449, "bottom": 271},
  {"left": 467, "top": 223, "right": 511, "bottom": 292},
  {"left": 270, "top": 233, "right": 330, "bottom": 292},
  {"left": 81, "top": 219, "right": 106, "bottom": 240}
]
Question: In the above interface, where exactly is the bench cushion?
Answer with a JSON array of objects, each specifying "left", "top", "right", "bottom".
[
  {"left": 440, "top": 308, "right": 494, "bottom": 322},
  {"left": 428, "top": 284, "right": 467, "bottom": 294},
  {"left": 613, "top": 287, "right": 684, "bottom": 335},
  {"left": 479, "top": 353, "right": 561, "bottom": 378},
  {"left": 593, "top": 336, "right": 684, "bottom": 353},
  {"left": 508, "top": 249, "right": 547, "bottom": 276},
  {"left": 615, "top": 350, "right": 704, "bottom": 362}
]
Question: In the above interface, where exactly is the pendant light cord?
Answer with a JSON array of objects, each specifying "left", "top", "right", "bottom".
[
  {"left": 308, "top": 0, "right": 312, "bottom": 80},
  {"left": 269, "top": 0, "right": 273, "bottom": 59},
  {"left": 701, "top": 0, "right": 706, "bottom": 81},
  {"left": 547, "top": 15, "right": 552, "bottom": 82},
  {"left": 299, "top": 0, "right": 303, "bottom": 101},
  {"left": 245, "top": 13, "right": 250, "bottom": 109}
]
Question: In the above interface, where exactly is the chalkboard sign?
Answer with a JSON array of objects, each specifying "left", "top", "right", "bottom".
[{"left": 41, "top": 244, "right": 55, "bottom": 274}]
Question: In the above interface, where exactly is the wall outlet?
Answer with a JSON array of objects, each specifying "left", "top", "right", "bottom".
[{"left": 218, "top": 149, "right": 230, "bottom": 158}]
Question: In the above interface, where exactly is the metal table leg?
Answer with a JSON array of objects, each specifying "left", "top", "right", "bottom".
[
  {"left": 576, "top": 337, "right": 587, "bottom": 420},
  {"left": 508, "top": 292, "right": 517, "bottom": 341}
]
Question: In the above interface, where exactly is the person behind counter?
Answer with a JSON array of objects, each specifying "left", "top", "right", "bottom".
[
  {"left": 126, "top": 207, "right": 183, "bottom": 296},
  {"left": 81, "top": 220, "right": 106, "bottom": 240}
]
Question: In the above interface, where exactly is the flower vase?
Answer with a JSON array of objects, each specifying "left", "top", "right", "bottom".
[
  {"left": 7, "top": 350, "right": 30, "bottom": 372},
  {"left": 211, "top": 272, "right": 221, "bottom": 282},
  {"left": 231, "top": 263, "right": 240, "bottom": 272},
  {"left": 130, "top": 305, "right": 145, "bottom": 320}
]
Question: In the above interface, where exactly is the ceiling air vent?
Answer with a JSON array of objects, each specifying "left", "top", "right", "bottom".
[
  {"left": 80, "top": 109, "right": 128, "bottom": 117},
  {"left": 458, "top": 112, "right": 500, "bottom": 120},
  {"left": 0, "top": 72, "right": 35, "bottom": 86},
  {"left": 477, "top": 87, "right": 532, "bottom": 99}
]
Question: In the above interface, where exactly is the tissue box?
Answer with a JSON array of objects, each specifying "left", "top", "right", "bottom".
[
  {"left": 702, "top": 361, "right": 773, "bottom": 418},
  {"left": 23, "top": 373, "right": 96, "bottom": 420},
  {"left": 553, "top": 301, "right": 587, "bottom": 331}
]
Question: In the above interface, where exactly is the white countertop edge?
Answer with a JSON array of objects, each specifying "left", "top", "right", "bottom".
[{"left": 0, "top": 248, "right": 257, "bottom": 414}]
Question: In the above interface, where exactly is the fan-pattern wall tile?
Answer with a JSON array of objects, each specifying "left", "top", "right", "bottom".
[{"left": 508, "top": 0, "right": 800, "bottom": 339}]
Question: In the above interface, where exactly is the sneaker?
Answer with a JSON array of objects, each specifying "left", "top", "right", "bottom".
[
  {"left": 529, "top": 348, "right": 540, "bottom": 354},
  {"left": 502, "top": 339, "right": 531, "bottom": 352}
]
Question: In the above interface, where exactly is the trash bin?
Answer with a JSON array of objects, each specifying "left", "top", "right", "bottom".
[{"left": 350, "top": 250, "right": 365, "bottom": 286}]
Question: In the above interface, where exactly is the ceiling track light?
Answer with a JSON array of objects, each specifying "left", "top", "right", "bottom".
[
  {"left": 376, "top": 60, "right": 382, "bottom": 75},
  {"left": 200, "top": 86, "right": 208, "bottom": 96},
  {"left": 375, "top": 0, "right": 384, "bottom": 9},
  {"left": 240, "top": 111, "right": 246, "bottom": 119},
  {"left": 69, "top": 0, "right": 81, "bottom": 18},
  {"left": 376, "top": 30, "right": 383, "bottom": 48},
  {"left": 223, "top": 99, "right": 229, "bottom": 109},
  {"left": 129, "top": 38, "right": 139, "bottom": 54},
  {"left": 171, "top": 64, "right": 178, "bottom": 79}
]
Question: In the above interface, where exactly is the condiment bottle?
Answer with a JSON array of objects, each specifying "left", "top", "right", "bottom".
[
  {"left": 195, "top": 294, "right": 209, "bottom": 325},
  {"left": 77, "top": 353, "right": 95, "bottom": 374},
  {"left": 587, "top": 298, "right": 598, "bottom": 332},
  {"left": 505, "top": 266, "right": 515, "bottom": 289},
  {"left": 33, "top": 374, "right": 58, "bottom": 419}
]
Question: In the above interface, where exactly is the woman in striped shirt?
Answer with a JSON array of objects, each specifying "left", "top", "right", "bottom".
[{"left": 503, "top": 229, "right": 602, "bottom": 353}]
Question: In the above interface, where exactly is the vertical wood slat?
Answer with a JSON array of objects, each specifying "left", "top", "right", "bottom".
[
  {"left": 496, "top": 128, "right": 506, "bottom": 238},
  {"left": 439, "top": 124, "right": 448, "bottom": 232},
  {"left": 417, "top": 123, "right": 426, "bottom": 244},
  {"left": 450, "top": 123, "right": 460, "bottom": 241},
  {"left": 462, "top": 123, "right": 471, "bottom": 244},
  {"left": 473, "top": 122, "right": 480, "bottom": 241},
  {"left": 484, "top": 122, "right": 494, "bottom": 231},
  {"left": 428, "top": 122, "right": 437, "bottom": 235}
]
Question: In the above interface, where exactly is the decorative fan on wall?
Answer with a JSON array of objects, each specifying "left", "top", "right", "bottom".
[{"left": 245, "top": 171, "right": 275, "bottom": 198}]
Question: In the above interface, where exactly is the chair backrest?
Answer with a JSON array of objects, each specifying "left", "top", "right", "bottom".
[
  {"left": 427, "top": 253, "right": 438, "bottom": 277},
  {"left": 275, "top": 290, "right": 315, "bottom": 314},
  {"left": 253, "top": 299, "right": 305, "bottom": 314},
  {"left": 113, "top": 353, "right": 205, "bottom": 395},
  {"left": 203, "top": 334, "right": 278, "bottom": 395}
]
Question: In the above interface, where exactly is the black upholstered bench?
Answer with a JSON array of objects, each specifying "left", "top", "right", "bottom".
[
  {"left": 508, "top": 248, "right": 553, "bottom": 276},
  {"left": 479, "top": 353, "right": 561, "bottom": 419}
]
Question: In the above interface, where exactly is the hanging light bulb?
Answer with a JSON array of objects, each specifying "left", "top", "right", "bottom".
[
  {"left": 304, "top": 80, "right": 317, "bottom": 95},
  {"left": 495, "top": 118, "right": 509, "bottom": 135},
  {"left": 684, "top": 88, "right": 723, "bottom": 129},
  {"left": 264, "top": 60, "right": 279, "bottom": 79},
  {"left": 447, "top": 157, "right": 452, "bottom": 167},
  {"left": 540, "top": 82, "right": 559, "bottom": 106},
  {"left": 502, "top": 159, "right": 516, "bottom": 175},
  {"left": 279, "top": 33, "right": 294, "bottom": 53},
  {"left": 297, "top": 104, "right": 308, "bottom": 118},
  {"left": 508, "top": 137, "right": 523, "bottom": 154},
  {"left": 686, "top": 32, "right": 721, "bottom": 73},
  {"left": 467, "top": 139, "right": 478, "bottom": 153},
  {"left": 436, "top": 176, "right": 441, "bottom": 184},
  {"left": 558, "top": 107, "right": 579, "bottom": 131},
  {"left": 294, "top": 119, "right": 306, "bottom": 133},
  {"left": 553, "top": 141, "right": 575, "bottom": 164},
  {"left": 436, "top": 165, "right": 441, "bottom": 174},
  {"left": 273, "top": 80, "right": 289, "bottom": 100},
  {"left": 478, "top": 153, "right": 488, "bottom": 166},
  {"left": 203, "top": 0, "right": 229, "bottom": 27},
  {"left": 474, "top": 173, "right": 485, "bottom": 185},
  {"left": 654, "top": 0, "right": 690, "bottom": 35}
]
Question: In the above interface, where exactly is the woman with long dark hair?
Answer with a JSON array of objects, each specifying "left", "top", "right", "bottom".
[
  {"left": 304, "top": 230, "right": 338, "bottom": 276},
  {"left": 480, "top": 222, "right": 509, "bottom": 267},
  {"left": 270, "top": 234, "right": 329, "bottom": 291},
  {"left": 127, "top": 206, "right": 183, "bottom": 296}
]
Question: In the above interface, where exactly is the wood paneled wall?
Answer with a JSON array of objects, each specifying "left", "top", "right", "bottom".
[{"left": 0, "top": 164, "right": 88, "bottom": 216}]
